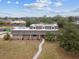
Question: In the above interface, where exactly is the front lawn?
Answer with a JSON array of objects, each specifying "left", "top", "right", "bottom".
[
  {"left": 39, "top": 42, "right": 79, "bottom": 59},
  {"left": 0, "top": 40, "right": 40, "bottom": 59}
]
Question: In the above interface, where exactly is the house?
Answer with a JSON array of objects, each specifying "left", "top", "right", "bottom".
[
  {"left": 0, "top": 19, "right": 26, "bottom": 27},
  {"left": 11, "top": 23, "right": 59, "bottom": 40},
  {"left": 74, "top": 21, "right": 79, "bottom": 25},
  {"left": 11, "top": 20, "right": 26, "bottom": 27},
  {"left": 0, "top": 19, "right": 12, "bottom": 26},
  {"left": 0, "top": 27, "right": 6, "bottom": 32}
]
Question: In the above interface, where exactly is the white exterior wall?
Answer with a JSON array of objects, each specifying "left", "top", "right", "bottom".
[{"left": 30, "top": 23, "right": 58, "bottom": 29}]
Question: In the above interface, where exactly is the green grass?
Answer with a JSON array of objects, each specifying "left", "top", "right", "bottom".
[
  {"left": 39, "top": 42, "right": 79, "bottom": 59},
  {"left": 0, "top": 40, "right": 40, "bottom": 59}
]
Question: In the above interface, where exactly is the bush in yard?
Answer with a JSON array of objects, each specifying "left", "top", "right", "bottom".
[
  {"left": 45, "top": 32, "right": 55, "bottom": 41},
  {"left": 3, "top": 33, "right": 11, "bottom": 40}
]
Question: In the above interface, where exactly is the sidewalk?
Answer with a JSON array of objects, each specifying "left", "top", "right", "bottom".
[{"left": 33, "top": 39, "right": 45, "bottom": 59}]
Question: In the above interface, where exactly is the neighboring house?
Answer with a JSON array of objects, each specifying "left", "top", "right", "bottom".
[
  {"left": 0, "top": 27, "right": 5, "bottom": 32},
  {"left": 0, "top": 19, "right": 12, "bottom": 26},
  {"left": 0, "top": 19, "right": 26, "bottom": 27},
  {"left": 11, "top": 23, "right": 59, "bottom": 40},
  {"left": 11, "top": 20, "right": 26, "bottom": 27},
  {"left": 74, "top": 21, "right": 79, "bottom": 25}
]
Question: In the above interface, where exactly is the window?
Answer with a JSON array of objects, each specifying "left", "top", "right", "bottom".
[
  {"left": 52, "top": 27, "right": 54, "bottom": 29},
  {"left": 54, "top": 26, "right": 58, "bottom": 29},
  {"left": 33, "top": 27, "right": 36, "bottom": 29},
  {"left": 36, "top": 26, "right": 42, "bottom": 29},
  {"left": 33, "top": 35, "right": 37, "bottom": 36},
  {"left": 45, "top": 26, "right": 51, "bottom": 29}
]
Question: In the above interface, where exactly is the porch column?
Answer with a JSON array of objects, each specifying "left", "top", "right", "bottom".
[
  {"left": 39, "top": 35, "right": 41, "bottom": 40},
  {"left": 29, "top": 35, "right": 32, "bottom": 40}
]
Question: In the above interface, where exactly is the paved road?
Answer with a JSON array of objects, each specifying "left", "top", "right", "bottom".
[{"left": 33, "top": 39, "right": 45, "bottom": 59}]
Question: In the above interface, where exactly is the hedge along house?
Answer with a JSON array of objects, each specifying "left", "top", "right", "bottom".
[{"left": 11, "top": 23, "right": 59, "bottom": 40}]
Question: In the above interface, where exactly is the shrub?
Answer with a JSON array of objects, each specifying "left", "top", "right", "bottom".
[
  {"left": 3, "top": 33, "right": 11, "bottom": 40},
  {"left": 45, "top": 32, "right": 55, "bottom": 41}
]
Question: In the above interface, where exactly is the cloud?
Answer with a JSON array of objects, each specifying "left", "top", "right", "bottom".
[
  {"left": 55, "top": 8, "right": 79, "bottom": 14},
  {"left": 24, "top": 0, "right": 52, "bottom": 10},
  {"left": 24, "top": 3, "right": 49, "bottom": 9},
  {"left": 57, "top": 0, "right": 64, "bottom": 1},
  {"left": 53, "top": 0, "right": 64, "bottom": 13},
  {"left": 54, "top": 0, "right": 64, "bottom": 7},
  {"left": 15, "top": 1, "right": 19, "bottom": 4},
  {"left": 7, "top": 1, "right": 11, "bottom": 4},
  {"left": 71, "top": 8, "right": 79, "bottom": 12},
  {"left": 61, "top": 8, "right": 79, "bottom": 13},
  {"left": 54, "top": 2, "right": 62, "bottom": 7},
  {"left": 37, "top": 0, "right": 52, "bottom": 4},
  {"left": 23, "top": 0, "right": 72, "bottom": 16},
  {"left": 0, "top": 12, "right": 14, "bottom": 17}
]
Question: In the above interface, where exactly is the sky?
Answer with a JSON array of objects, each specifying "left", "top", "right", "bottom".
[{"left": 0, "top": 0, "right": 79, "bottom": 17}]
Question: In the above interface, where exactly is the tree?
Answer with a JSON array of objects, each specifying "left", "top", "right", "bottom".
[
  {"left": 45, "top": 32, "right": 55, "bottom": 41},
  {"left": 67, "top": 16, "right": 75, "bottom": 22},
  {"left": 3, "top": 33, "right": 11, "bottom": 40},
  {"left": 26, "top": 20, "right": 31, "bottom": 27},
  {"left": 0, "top": 22, "right": 4, "bottom": 25},
  {"left": 58, "top": 21, "right": 79, "bottom": 54},
  {"left": 54, "top": 15, "right": 66, "bottom": 28}
]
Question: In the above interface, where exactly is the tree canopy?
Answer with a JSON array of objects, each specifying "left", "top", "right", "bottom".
[{"left": 58, "top": 21, "right": 79, "bottom": 54}]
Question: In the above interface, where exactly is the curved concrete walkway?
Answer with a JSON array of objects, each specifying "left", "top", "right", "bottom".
[{"left": 33, "top": 39, "right": 45, "bottom": 59}]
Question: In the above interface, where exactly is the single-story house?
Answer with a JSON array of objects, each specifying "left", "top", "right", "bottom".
[{"left": 11, "top": 23, "right": 59, "bottom": 40}]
